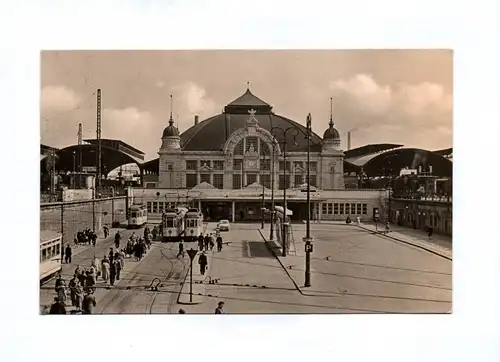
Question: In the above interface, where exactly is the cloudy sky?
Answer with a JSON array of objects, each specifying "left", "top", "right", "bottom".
[{"left": 40, "top": 50, "right": 452, "bottom": 160}]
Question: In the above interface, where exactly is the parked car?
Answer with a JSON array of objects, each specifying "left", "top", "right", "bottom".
[{"left": 218, "top": 219, "right": 230, "bottom": 231}]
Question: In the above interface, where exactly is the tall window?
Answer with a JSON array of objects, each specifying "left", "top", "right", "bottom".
[
  {"left": 213, "top": 174, "right": 224, "bottom": 189},
  {"left": 294, "top": 174, "right": 303, "bottom": 187},
  {"left": 308, "top": 175, "right": 317, "bottom": 187},
  {"left": 213, "top": 161, "right": 224, "bottom": 170},
  {"left": 186, "top": 174, "right": 197, "bottom": 188},
  {"left": 362, "top": 204, "right": 367, "bottom": 215},
  {"left": 186, "top": 160, "right": 197, "bottom": 170},
  {"left": 200, "top": 173, "right": 210, "bottom": 184},
  {"left": 233, "top": 159, "right": 243, "bottom": 170},
  {"left": 246, "top": 173, "right": 257, "bottom": 185},
  {"left": 322, "top": 203, "right": 327, "bottom": 215},
  {"left": 261, "top": 174, "right": 271, "bottom": 189},
  {"left": 334, "top": 203, "right": 339, "bottom": 215},
  {"left": 234, "top": 140, "right": 244, "bottom": 155},
  {"left": 233, "top": 174, "right": 242, "bottom": 189},
  {"left": 279, "top": 161, "right": 290, "bottom": 171},
  {"left": 309, "top": 162, "right": 317, "bottom": 172},
  {"left": 279, "top": 175, "right": 290, "bottom": 190},
  {"left": 339, "top": 204, "right": 344, "bottom": 214},
  {"left": 356, "top": 204, "right": 362, "bottom": 214}
]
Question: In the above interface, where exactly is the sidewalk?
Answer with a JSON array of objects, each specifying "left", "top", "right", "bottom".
[
  {"left": 355, "top": 223, "right": 452, "bottom": 259},
  {"left": 177, "top": 249, "right": 214, "bottom": 305}
]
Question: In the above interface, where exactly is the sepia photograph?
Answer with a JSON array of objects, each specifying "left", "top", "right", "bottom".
[{"left": 39, "top": 50, "right": 452, "bottom": 315}]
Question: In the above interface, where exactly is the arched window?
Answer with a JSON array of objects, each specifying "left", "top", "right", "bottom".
[{"left": 234, "top": 139, "right": 244, "bottom": 156}]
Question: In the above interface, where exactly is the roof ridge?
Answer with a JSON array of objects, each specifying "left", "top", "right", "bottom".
[{"left": 227, "top": 89, "right": 270, "bottom": 107}]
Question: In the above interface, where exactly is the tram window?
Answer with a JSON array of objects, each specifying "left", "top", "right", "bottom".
[
  {"left": 55, "top": 244, "right": 60, "bottom": 256},
  {"left": 147, "top": 202, "right": 152, "bottom": 213},
  {"left": 153, "top": 203, "right": 158, "bottom": 213},
  {"left": 166, "top": 219, "right": 174, "bottom": 228},
  {"left": 362, "top": 204, "right": 367, "bottom": 215},
  {"left": 47, "top": 247, "right": 52, "bottom": 259},
  {"left": 52, "top": 245, "right": 56, "bottom": 258},
  {"left": 130, "top": 211, "right": 137, "bottom": 218},
  {"left": 334, "top": 203, "right": 339, "bottom": 215}
]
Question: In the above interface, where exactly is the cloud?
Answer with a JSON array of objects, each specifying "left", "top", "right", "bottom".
[
  {"left": 41, "top": 85, "right": 81, "bottom": 112},
  {"left": 329, "top": 74, "right": 453, "bottom": 136},
  {"left": 155, "top": 79, "right": 165, "bottom": 88},
  {"left": 171, "top": 82, "right": 218, "bottom": 131}
]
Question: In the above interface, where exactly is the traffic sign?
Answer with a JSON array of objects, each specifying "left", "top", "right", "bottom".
[
  {"left": 186, "top": 249, "right": 198, "bottom": 261},
  {"left": 305, "top": 243, "right": 313, "bottom": 253}
]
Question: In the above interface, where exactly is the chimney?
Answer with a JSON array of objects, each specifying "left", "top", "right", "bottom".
[
  {"left": 347, "top": 131, "right": 351, "bottom": 150},
  {"left": 194, "top": 115, "right": 199, "bottom": 125}
]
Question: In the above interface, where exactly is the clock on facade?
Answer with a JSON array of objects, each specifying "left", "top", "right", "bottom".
[{"left": 246, "top": 160, "right": 256, "bottom": 168}]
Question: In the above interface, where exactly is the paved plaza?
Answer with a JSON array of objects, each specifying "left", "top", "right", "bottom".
[{"left": 41, "top": 222, "right": 451, "bottom": 314}]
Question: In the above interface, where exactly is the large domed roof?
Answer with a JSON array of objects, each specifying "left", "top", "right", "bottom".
[{"left": 180, "top": 89, "right": 323, "bottom": 152}]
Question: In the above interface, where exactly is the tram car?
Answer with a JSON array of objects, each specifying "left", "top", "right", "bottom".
[
  {"left": 184, "top": 208, "right": 204, "bottom": 241},
  {"left": 128, "top": 204, "right": 148, "bottom": 228},
  {"left": 40, "top": 230, "right": 62, "bottom": 285},
  {"left": 162, "top": 207, "right": 189, "bottom": 242}
]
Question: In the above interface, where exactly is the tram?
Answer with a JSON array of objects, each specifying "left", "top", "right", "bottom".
[
  {"left": 128, "top": 204, "right": 148, "bottom": 228},
  {"left": 162, "top": 206, "right": 188, "bottom": 242},
  {"left": 184, "top": 208, "right": 204, "bottom": 241},
  {"left": 40, "top": 230, "right": 62, "bottom": 285}
]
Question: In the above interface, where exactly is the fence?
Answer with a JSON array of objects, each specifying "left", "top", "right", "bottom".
[{"left": 40, "top": 196, "right": 129, "bottom": 244}]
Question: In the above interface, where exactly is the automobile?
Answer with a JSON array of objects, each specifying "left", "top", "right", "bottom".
[{"left": 217, "top": 219, "right": 230, "bottom": 231}]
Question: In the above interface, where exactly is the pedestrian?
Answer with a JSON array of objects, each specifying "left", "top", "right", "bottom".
[
  {"left": 108, "top": 248, "right": 114, "bottom": 264},
  {"left": 114, "top": 255, "right": 122, "bottom": 281},
  {"left": 214, "top": 301, "right": 225, "bottom": 314},
  {"left": 178, "top": 309, "right": 186, "bottom": 314},
  {"left": 385, "top": 221, "right": 391, "bottom": 234},
  {"left": 56, "top": 280, "right": 67, "bottom": 306},
  {"left": 64, "top": 244, "right": 72, "bottom": 264},
  {"left": 91, "top": 254, "right": 101, "bottom": 280},
  {"left": 204, "top": 234, "right": 210, "bottom": 250},
  {"left": 356, "top": 216, "right": 361, "bottom": 225},
  {"left": 49, "top": 297, "right": 67, "bottom": 315},
  {"left": 115, "top": 231, "right": 121, "bottom": 249},
  {"left": 216, "top": 235, "right": 223, "bottom": 252},
  {"left": 85, "top": 270, "right": 96, "bottom": 293},
  {"left": 91, "top": 232, "right": 97, "bottom": 247},
  {"left": 54, "top": 274, "right": 64, "bottom": 292},
  {"left": 109, "top": 261, "right": 116, "bottom": 286},
  {"left": 103, "top": 225, "right": 109, "bottom": 238},
  {"left": 209, "top": 234, "right": 215, "bottom": 251},
  {"left": 74, "top": 282, "right": 83, "bottom": 313},
  {"left": 101, "top": 256, "right": 110, "bottom": 282},
  {"left": 177, "top": 240, "right": 185, "bottom": 259},
  {"left": 119, "top": 249, "right": 126, "bottom": 267},
  {"left": 82, "top": 289, "right": 96, "bottom": 314},
  {"left": 68, "top": 275, "right": 79, "bottom": 307},
  {"left": 198, "top": 252, "right": 208, "bottom": 275},
  {"left": 428, "top": 225, "right": 433, "bottom": 240},
  {"left": 198, "top": 233, "right": 204, "bottom": 251}
]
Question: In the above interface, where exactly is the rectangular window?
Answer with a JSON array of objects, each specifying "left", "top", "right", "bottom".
[
  {"left": 152, "top": 202, "right": 158, "bottom": 213},
  {"left": 167, "top": 163, "right": 173, "bottom": 171},
  {"left": 233, "top": 159, "right": 243, "bottom": 170},
  {"left": 213, "top": 174, "right": 224, "bottom": 189},
  {"left": 339, "top": 203, "right": 344, "bottom": 215},
  {"left": 334, "top": 203, "right": 339, "bottom": 215},
  {"left": 186, "top": 160, "right": 197, "bottom": 170},
  {"left": 322, "top": 203, "right": 327, "bottom": 215},
  {"left": 166, "top": 218, "right": 174, "bottom": 228},
  {"left": 200, "top": 160, "right": 211, "bottom": 169},
  {"left": 234, "top": 140, "right": 244, "bottom": 155},
  {"left": 246, "top": 137, "right": 258, "bottom": 152},
  {"left": 233, "top": 174, "right": 242, "bottom": 189},
  {"left": 260, "top": 159, "right": 270, "bottom": 171},
  {"left": 158, "top": 202, "right": 165, "bottom": 213},
  {"left": 246, "top": 173, "right": 257, "bottom": 185},
  {"left": 279, "top": 175, "right": 290, "bottom": 190},
  {"left": 327, "top": 203, "right": 333, "bottom": 214},
  {"left": 200, "top": 173, "right": 210, "bottom": 184},
  {"left": 356, "top": 203, "right": 361, "bottom": 214},
  {"left": 261, "top": 174, "right": 271, "bottom": 189},
  {"left": 147, "top": 202, "right": 152, "bottom": 213},
  {"left": 294, "top": 174, "right": 303, "bottom": 188},
  {"left": 349, "top": 204, "right": 355, "bottom": 214},
  {"left": 213, "top": 161, "right": 224, "bottom": 170},
  {"left": 309, "top": 162, "right": 317, "bottom": 172},
  {"left": 279, "top": 161, "right": 290, "bottom": 171},
  {"left": 308, "top": 175, "right": 317, "bottom": 187},
  {"left": 55, "top": 244, "right": 60, "bottom": 257},
  {"left": 186, "top": 174, "right": 197, "bottom": 188},
  {"left": 362, "top": 204, "right": 367, "bottom": 215}
]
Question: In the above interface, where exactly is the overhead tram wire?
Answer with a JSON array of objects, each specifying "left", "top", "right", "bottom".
[{"left": 42, "top": 90, "right": 97, "bottom": 123}]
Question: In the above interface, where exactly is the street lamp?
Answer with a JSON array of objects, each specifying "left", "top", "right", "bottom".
[
  {"left": 259, "top": 139, "right": 279, "bottom": 241},
  {"left": 72, "top": 150, "right": 76, "bottom": 189},
  {"left": 304, "top": 113, "right": 312, "bottom": 287},
  {"left": 271, "top": 126, "right": 299, "bottom": 257}
]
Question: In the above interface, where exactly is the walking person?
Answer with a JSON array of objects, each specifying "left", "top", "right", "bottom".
[
  {"left": 216, "top": 235, "right": 223, "bottom": 252},
  {"left": 198, "top": 233, "right": 204, "bottom": 251},
  {"left": 103, "top": 225, "right": 109, "bottom": 239},
  {"left": 101, "top": 256, "right": 110, "bottom": 283},
  {"left": 114, "top": 231, "right": 121, "bottom": 249},
  {"left": 74, "top": 282, "right": 83, "bottom": 313},
  {"left": 91, "top": 254, "right": 101, "bottom": 280},
  {"left": 82, "top": 289, "right": 96, "bottom": 314},
  {"left": 64, "top": 244, "right": 72, "bottom": 264},
  {"left": 68, "top": 275, "right": 79, "bottom": 308},
  {"left": 109, "top": 261, "right": 116, "bottom": 286},
  {"left": 56, "top": 280, "right": 67, "bottom": 306},
  {"left": 427, "top": 225, "right": 434, "bottom": 240},
  {"left": 114, "top": 254, "right": 122, "bottom": 281},
  {"left": 177, "top": 240, "right": 185, "bottom": 259},
  {"left": 204, "top": 234, "right": 210, "bottom": 250},
  {"left": 91, "top": 231, "right": 97, "bottom": 247},
  {"left": 209, "top": 234, "right": 215, "bottom": 251},
  {"left": 198, "top": 252, "right": 208, "bottom": 275}
]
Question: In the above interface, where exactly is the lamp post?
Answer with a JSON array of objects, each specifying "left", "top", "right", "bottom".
[
  {"left": 72, "top": 150, "right": 76, "bottom": 189},
  {"left": 271, "top": 126, "right": 299, "bottom": 257},
  {"left": 260, "top": 182, "right": 265, "bottom": 229},
  {"left": 304, "top": 113, "right": 312, "bottom": 287},
  {"left": 260, "top": 139, "right": 279, "bottom": 241}
]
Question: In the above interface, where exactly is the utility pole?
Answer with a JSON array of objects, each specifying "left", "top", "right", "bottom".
[
  {"left": 186, "top": 249, "right": 198, "bottom": 303},
  {"left": 304, "top": 113, "right": 313, "bottom": 288},
  {"left": 51, "top": 149, "right": 56, "bottom": 196},
  {"left": 78, "top": 123, "right": 82, "bottom": 188},
  {"left": 96, "top": 88, "right": 102, "bottom": 194}
]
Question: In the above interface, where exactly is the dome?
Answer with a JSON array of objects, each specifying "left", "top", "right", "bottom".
[
  {"left": 162, "top": 119, "right": 179, "bottom": 138},
  {"left": 323, "top": 120, "right": 340, "bottom": 140},
  {"left": 179, "top": 89, "right": 324, "bottom": 152}
]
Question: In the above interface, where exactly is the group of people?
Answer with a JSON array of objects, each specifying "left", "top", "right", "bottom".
[
  {"left": 124, "top": 230, "right": 151, "bottom": 261},
  {"left": 74, "top": 228, "right": 98, "bottom": 247},
  {"left": 197, "top": 232, "right": 224, "bottom": 253}
]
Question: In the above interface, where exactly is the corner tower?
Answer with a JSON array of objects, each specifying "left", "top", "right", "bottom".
[
  {"left": 158, "top": 95, "right": 182, "bottom": 188},
  {"left": 320, "top": 98, "right": 344, "bottom": 189}
]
